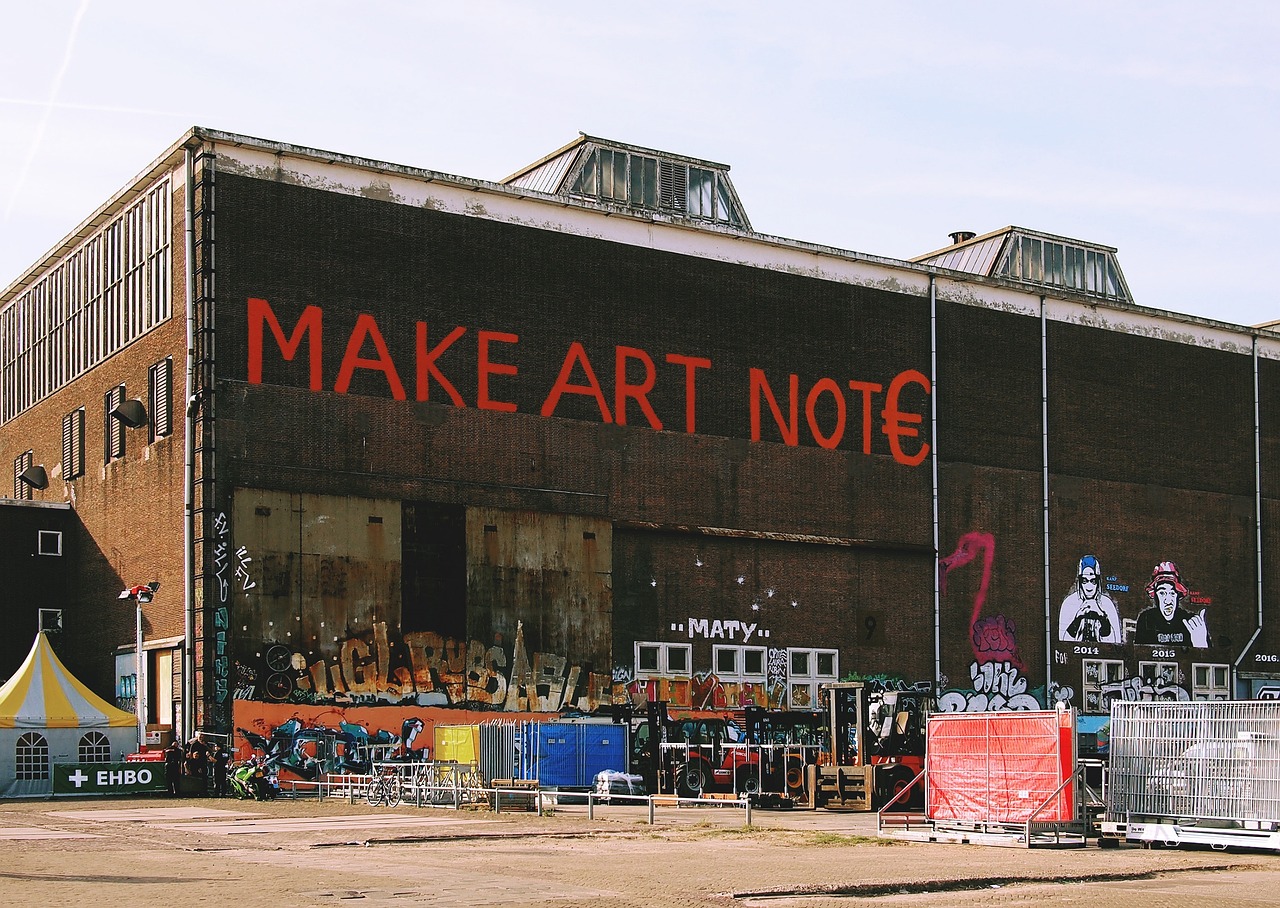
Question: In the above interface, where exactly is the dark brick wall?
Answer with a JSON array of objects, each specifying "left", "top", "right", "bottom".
[{"left": 203, "top": 171, "right": 1280, "bottom": 698}]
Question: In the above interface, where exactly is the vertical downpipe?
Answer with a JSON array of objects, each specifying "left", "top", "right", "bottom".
[
  {"left": 183, "top": 145, "right": 197, "bottom": 738},
  {"left": 1040, "top": 296, "right": 1052, "bottom": 703},
  {"left": 930, "top": 276, "right": 942, "bottom": 690},
  {"left": 1234, "top": 333, "right": 1265, "bottom": 688}
]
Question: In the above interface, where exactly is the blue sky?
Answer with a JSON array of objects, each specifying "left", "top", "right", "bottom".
[{"left": 3, "top": 1, "right": 1278, "bottom": 326}]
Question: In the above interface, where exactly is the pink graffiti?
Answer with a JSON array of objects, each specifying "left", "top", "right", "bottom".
[{"left": 939, "top": 532, "right": 1024, "bottom": 670}]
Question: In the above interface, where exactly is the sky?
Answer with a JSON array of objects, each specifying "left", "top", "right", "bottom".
[{"left": 2, "top": 1, "right": 1279, "bottom": 327}]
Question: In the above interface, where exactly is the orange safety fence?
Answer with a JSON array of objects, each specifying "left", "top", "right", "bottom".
[{"left": 925, "top": 710, "right": 1074, "bottom": 824}]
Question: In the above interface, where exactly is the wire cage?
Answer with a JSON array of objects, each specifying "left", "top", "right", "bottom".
[{"left": 1107, "top": 700, "right": 1280, "bottom": 827}]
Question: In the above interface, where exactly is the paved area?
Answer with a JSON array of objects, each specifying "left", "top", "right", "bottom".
[{"left": 0, "top": 795, "right": 1276, "bottom": 906}]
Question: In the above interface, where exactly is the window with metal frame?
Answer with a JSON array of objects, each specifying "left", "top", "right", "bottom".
[
  {"left": 787, "top": 647, "right": 838, "bottom": 710},
  {"left": 1082, "top": 658, "right": 1125, "bottom": 713},
  {"left": 62, "top": 407, "right": 84, "bottom": 478},
  {"left": 13, "top": 449, "right": 33, "bottom": 500},
  {"left": 1137, "top": 660, "right": 1181, "bottom": 693},
  {"left": 149, "top": 356, "right": 172, "bottom": 440},
  {"left": 104, "top": 384, "right": 124, "bottom": 462},
  {"left": 711, "top": 645, "right": 767, "bottom": 683},
  {"left": 0, "top": 176, "right": 171, "bottom": 426},
  {"left": 1191, "top": 662, "right": 1231, "bottom": 701},
  {"left": 37, "top": 530, "right": 62, "bottom": 556},
  {"left": 634, "top": 641, "right": 692, "bottom": 677}
]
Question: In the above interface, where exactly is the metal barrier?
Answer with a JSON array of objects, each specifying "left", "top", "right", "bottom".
[
  {"left": 289, "top": 767, "right": 755, "bottom": 826},
  {"left": 657, "top": 741, "right": 815, "bottom": 796},
  {"left": 1105, "top": 700, "right": 1280, "bottom": 851}
]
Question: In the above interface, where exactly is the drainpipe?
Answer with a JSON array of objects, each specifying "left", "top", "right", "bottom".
[
  {"left": 930, "top": 275, "right": 942, "bottom": 691},
  {"left": 182, "top": 144, "right": 197, "bottom": 738},
  {"left": 1234, "top": 333, "right": 1265, "bottom": 690},
  {"left": 1040, "top": 296, "right": 1052, "bottom": 702}
]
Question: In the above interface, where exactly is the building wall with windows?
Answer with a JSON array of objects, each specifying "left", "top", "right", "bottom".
[
  {"left": 4, "top": 128, "right": 1280, "bottom": 749},
  {"left": 0, "top": 500, "right": 73, "bottom": 684}
]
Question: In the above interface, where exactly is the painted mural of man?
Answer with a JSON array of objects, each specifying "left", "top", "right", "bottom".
[
  {"left": 1135, "top": 561, "right": 1209, "bottom": 648},
  {"left": 1058, "top": 555, "right": 1121, "bottom": 644}
]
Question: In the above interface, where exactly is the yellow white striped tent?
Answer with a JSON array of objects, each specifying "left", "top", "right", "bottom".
[{"left": 0, "top": 634, "right": 138, "bottom": 796}]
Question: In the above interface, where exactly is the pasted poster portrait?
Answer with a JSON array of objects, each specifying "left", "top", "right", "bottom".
[
  {"left": 1134, "top": 561, "right": 1209, "bottom": 648},
  {"left": 1058, "top": 555, "right": 1121, "bottom": 644}
]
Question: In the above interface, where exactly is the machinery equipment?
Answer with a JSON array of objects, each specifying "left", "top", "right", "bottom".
[{"left": 813, "top": 681, "right": 932, "bottom": 811}]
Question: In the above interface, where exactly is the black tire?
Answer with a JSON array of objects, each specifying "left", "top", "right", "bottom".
[
  {"left": 784, "top": 759, "right": 806, "bottom": 797},
  {"left": 677, "top": 761, "right": 708, "bottom": 798},
  {"left": 384, "top": 775, "right": 402, "bottom": 808},
  {"left": 736, "top": 769, "right": 761, "bottom": 796},
  {"left": 366, "top": 777, "right": 383, "bottom": 806},
  {"left": 877, "top": 766, "right": 917, "bottom": 809}
]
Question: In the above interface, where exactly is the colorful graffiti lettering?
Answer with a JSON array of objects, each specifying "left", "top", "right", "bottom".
[
  {"left": 938, "top": 660, "right": 1042, "bottom": 712},
  {"left": 1099, "top": 673, "right": 1190, "bottom": 704}
]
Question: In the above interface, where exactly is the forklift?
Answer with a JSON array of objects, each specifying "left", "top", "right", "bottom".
[{"left": 812, "top": 681, "right": 932, "bottom": 811}]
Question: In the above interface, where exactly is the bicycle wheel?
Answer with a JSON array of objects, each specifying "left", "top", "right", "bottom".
[
  {"left": 384, "top": 774, "right": 402, "bottom": 808},
  {"left": 365, "top": 776, "right": 384, "bottom": 806}
]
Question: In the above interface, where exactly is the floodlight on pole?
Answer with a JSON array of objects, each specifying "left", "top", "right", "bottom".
[{"left": 120, "top": 582, "right": 159, "bottom": 746}]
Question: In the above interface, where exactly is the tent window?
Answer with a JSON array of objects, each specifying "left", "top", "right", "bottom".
[
  {"left": 79, "top": 731, "right": 112, "bottom": 764},
  {"left": 16, "top": 732, "right": 49, "bottom": 780}
]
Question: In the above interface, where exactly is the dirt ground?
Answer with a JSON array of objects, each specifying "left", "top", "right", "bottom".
[{"left": 1, "top": 794, "right": 1276, "bottom": 907}]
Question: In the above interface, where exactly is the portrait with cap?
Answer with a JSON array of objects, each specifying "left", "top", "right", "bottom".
[
  {"left": 1058, "top": 554, "right": 1122, "bottom": 644},
  {"left": 1134, "top": 561, "right": 1209, "bottom": 648}
]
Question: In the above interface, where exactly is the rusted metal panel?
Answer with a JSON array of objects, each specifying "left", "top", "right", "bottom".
[
  {"left": 232, "top": 490, "right": 403, "bottom": 653},
  {"left": 466, "top": 507, "right": 613, "bottom": 670}
]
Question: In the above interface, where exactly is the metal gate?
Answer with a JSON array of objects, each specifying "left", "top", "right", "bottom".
[{"left": 1106, "top": 700, "right": 1280, "bottom": 850}]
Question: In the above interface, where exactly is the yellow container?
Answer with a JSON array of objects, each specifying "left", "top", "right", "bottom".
[{"left": 433, "top": 724, "right": 480, "bottom": 764}]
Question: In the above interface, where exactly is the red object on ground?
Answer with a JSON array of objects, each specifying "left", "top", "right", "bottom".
[{"left": 925, "top": 710, "right": 1074, "bottom": 823}]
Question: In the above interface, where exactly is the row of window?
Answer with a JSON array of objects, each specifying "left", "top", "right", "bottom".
[
  {"left": 996, "top": 234, "right": 1128, "bottom": 300},
  {"left": 13, "top": 730, "right": 114, "bottom": 780},
  {"left": 635, "top": 642, "right": 838, "bottom": 709},
  {"left": 1082, "top": 658, "right": 1230, "bottom": 712},
  {"left": 569, "top": 149, "right": 745, "bottom": 226},
  {"left": 0, "top": 176, "right": 172, "bottom": 425},
  {"left": 10, "top": 357, "right": 172, "bottom": 498}
]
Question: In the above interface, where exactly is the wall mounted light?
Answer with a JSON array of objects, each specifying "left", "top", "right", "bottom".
[
  {"left": 18, "top": 464, "right": 49, "bottom": 490},
  {"left": 110, "top": 398, "right": 148, "bottom": 428}
]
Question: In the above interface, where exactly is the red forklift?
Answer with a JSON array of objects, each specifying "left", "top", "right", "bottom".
[{"left": 813, "top": 681, "right": 932, "bottom": 811}]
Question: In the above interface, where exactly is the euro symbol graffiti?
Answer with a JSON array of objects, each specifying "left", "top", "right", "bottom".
[{"left": 881, "top": 369, "right": 930, "bottom": 467}]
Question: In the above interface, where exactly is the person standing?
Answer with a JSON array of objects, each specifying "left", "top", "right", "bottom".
[
  {"left": 211, "top": 745, "right": 231, "bottom": 797},
  {"left": 164, "top": 741, "right": 183, "bottom": 797}
]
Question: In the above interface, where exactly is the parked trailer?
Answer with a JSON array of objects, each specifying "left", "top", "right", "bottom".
[{"left": 1102, "top": 700, "right": 1280, "bottom": 851}]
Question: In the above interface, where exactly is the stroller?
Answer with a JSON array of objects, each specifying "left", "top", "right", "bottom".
[{"left": 229, "top": 757, "right": 278, "bottom": 801}]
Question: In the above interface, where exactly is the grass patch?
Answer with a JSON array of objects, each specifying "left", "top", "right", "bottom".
[{"left": 807, "top": 831, "right": 896, "bottom": 846}]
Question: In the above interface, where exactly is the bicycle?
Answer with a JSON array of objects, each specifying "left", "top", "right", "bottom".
[{"left": 365, "top": 765, "right": 402, "bottom": 807}]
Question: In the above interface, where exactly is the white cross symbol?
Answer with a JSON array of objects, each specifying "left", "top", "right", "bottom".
[{"left": 68, "top": 770, "right": 89, "bottom": 788}]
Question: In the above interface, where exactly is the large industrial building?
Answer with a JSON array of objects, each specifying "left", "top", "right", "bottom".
[{"left": 3, "top": 127, "right": 1279, "bottom": 755}]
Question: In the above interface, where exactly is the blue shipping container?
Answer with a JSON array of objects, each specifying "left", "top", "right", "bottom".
[{"left": 523, "top": 722, "right": 628, "bottom": 788}]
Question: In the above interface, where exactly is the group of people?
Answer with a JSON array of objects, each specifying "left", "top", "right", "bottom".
[{"left": 163, "top": 736, "right": 233, "bottom": 796}]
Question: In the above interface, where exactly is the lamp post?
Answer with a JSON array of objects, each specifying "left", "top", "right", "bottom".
[{"left": 119, "top": 583, "right": 158, "bottom": 747}]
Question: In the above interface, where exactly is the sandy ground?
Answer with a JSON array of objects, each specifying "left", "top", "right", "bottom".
[{"left": 0, "top": 794, "right": 1276, "bottom": 907}]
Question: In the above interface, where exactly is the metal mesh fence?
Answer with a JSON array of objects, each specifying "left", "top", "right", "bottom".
[{"left": 1107, "top": 701, "right": 1280, "bottom": 823}]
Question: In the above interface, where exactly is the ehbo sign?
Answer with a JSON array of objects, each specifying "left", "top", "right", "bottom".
[{"left": 53, "top": 763, "right": 168, "bottom": 795}]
